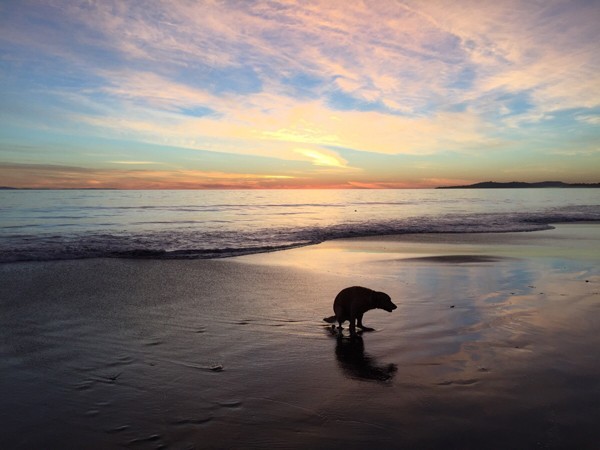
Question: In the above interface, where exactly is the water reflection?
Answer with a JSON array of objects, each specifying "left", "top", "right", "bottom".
[{"left": 334, "top": 335, "right": 397, "bottom": 382}]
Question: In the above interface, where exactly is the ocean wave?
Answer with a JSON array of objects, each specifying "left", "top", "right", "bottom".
[{"left": 1, "top": 207, "right": 598, "bottom": 263}]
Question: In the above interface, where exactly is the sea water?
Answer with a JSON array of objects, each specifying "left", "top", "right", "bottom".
[{"left": 0, "top": 189, "right": 598, "bottom": 262}]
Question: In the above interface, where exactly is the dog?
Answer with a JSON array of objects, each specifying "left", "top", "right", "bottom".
[{"left": 323, "top": 286, "right": 397, "bottom": 337}]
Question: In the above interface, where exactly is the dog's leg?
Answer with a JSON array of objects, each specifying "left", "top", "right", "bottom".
[
  {"left": 332, "top": 321, "right": 341, "bottom": 334},
  {"left": 349, "top": 315, "right": 357, "bottom": 337},
  {"left": 357, "top": 314, "right": 374, "bottom": 332},
  {"left": 335, "top": 317, "right": 344, "bottom": 337}
]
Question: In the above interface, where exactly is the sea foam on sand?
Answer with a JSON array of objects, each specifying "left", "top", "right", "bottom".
[{"left": 1, "top": 224, "right": 599, "bottom": 449}]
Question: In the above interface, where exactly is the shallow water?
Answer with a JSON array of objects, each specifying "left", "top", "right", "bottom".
[{"left": 1, "top": 188, "right": 598, "bottom": 262}]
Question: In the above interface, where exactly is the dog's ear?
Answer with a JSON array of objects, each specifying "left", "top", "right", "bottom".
[
  {"left": 374, "top": 291, "right": 386, "bottom": 305},
  {"left": 375, "top": 291, "right": 392, "bottom": 306}
]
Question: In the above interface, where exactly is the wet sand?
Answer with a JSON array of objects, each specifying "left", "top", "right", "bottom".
[{"left": 1, "top": 224, "right": 599, "bottom": 449}]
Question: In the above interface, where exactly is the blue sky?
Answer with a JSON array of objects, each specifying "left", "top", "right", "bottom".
[{"left": 0, "top": 0, "right": 599, "bottom": 188}]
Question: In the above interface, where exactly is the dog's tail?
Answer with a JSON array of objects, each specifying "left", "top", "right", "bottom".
[{"left": 323, "top": 315, "right": 336, "bottom": 323}]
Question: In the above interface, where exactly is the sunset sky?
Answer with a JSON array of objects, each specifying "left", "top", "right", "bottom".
[{"left": 1, "top": 0, "right": 599, "bottom": 188}]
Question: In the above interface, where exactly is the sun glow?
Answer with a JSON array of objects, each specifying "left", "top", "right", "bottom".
[{"left": 295, "top": 148, "right": 350, "bottom": 169}]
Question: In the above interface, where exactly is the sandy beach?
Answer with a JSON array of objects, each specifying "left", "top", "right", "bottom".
[{"left": 1, "top": 224, "right": 599, "bottom": 449}]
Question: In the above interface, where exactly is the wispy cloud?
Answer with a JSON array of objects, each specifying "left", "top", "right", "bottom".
[
  {"left": 64, "top": 65, "right": 500, "bottom": 157},
  {"left": 294, "top": 148, "right": 353, "bottom": 169},
  {"left": 0, "top": 163, "right": 296, "bottom": 189},
  {"left": 576, "top": 114, "right": 600, "bottom": 125},
  {"left": 0, "top": 0, "right": 598, "bottom": 187},
  {"left": 4, "top": 1, "right": 598, "bottom": 115}
]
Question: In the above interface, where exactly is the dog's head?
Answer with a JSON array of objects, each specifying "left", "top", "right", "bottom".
[{"left": 375, "top": 291, "right": 397, "bottom": 312}]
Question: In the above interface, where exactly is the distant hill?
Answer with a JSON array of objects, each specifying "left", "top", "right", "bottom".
[{"left": 437, "top": 181, "right": 600, "bottom": 189}]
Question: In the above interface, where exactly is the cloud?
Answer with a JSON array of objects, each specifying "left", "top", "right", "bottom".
[
  {"left": 419, "top": 1, "right": 600, "bottom": 114},
  {"left": 1, "top": 0, "right": 599, "bottom": 188},
  {"left": 67, "top": 68, "right": 501, "bottom": 159},
  {"left": 4, "top": 1, "right": 598, "bottom": 120},
  {"left": 576, "top": 114, "right": 600, "bottom": 125},
  {"left": 294, "top": 148, "right": 352, "bottom": 169},
  {"left": 0, "top": 163, "right": 295, "bottom": 189}
]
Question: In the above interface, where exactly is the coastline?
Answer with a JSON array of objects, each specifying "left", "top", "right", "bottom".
[
  {"left": 1, "top": 224, "right": 599, "bottom": 449},
  {"left": 3, "top": 188, "right": 599, "bottom": 264}
]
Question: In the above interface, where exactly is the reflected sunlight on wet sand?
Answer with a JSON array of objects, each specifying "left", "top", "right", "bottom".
[{"left": 1, "top": 224, "right": 599, "bottom": 449}]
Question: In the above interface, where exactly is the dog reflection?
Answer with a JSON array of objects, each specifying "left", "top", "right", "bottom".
[{"left": 334, "top": 336, "right": 397, "bottom": 382}]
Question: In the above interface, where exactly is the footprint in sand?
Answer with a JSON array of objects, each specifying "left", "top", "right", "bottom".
[
  {"left": 436, "top": 378, "right": 479, "bottom": 386},
  {"left": 218, "top": 399, "right": 243, "bottom": 408},
  {"left": 128, "top": 434, "right": 162, "bottom": 445},
  {"left": 107, "top": 355, "right": 134, "bottom": 367},
  {"left": 172, "top": 417, "right": 213, "bottom": 426},
  {"left": 105, "top": 425, "right": 130, "bottom": 434}
]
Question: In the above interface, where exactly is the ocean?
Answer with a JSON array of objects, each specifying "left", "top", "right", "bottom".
[{"left": 1, "top": 189, "right": 598, "bottom": 263}]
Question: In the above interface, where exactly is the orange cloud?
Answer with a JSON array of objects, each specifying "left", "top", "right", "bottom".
[
  {"left": 1, "top": 162, "right": 457, "bottom": 189},
  {"left": 0, "top": 163, "right": 296, "bottom": 190}
]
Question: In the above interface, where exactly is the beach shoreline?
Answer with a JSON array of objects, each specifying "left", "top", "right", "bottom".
[{"left": 1, "top": 224, "right": 599, "bottom": 449}]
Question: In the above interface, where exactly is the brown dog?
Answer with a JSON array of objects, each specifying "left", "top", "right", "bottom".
[{"left": 323, "top": 286, "right": 397, "bottom": 336}]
